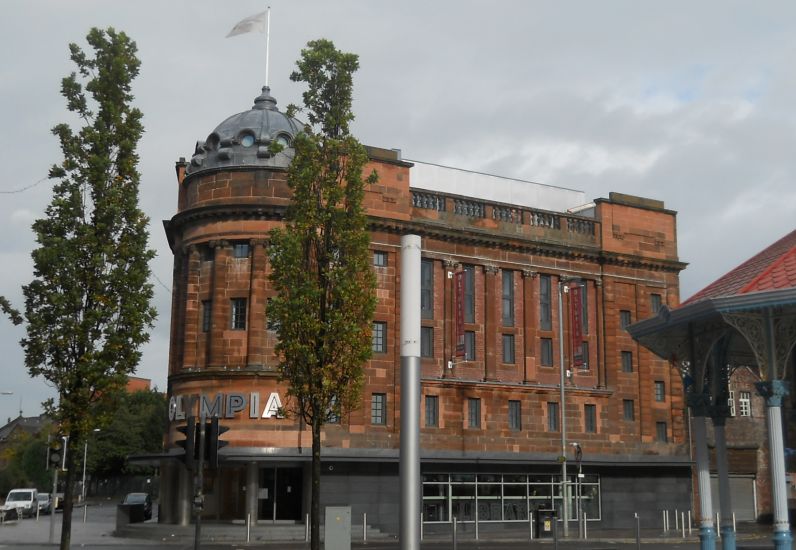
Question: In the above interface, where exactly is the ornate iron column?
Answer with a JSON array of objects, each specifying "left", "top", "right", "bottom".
[{"left": 689, "top": 394, "right": 717, "bottom": 550}]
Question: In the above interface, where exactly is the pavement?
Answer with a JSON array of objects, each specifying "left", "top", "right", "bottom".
[{"left": 0, "top": 499, "right": 785, "bottom": 549}]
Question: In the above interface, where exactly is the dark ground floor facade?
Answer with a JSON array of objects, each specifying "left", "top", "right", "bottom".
[{"left": 156, "top": 453, "right": 693, "bottom": 534}]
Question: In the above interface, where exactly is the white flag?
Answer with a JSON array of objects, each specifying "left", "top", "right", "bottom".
[{"left": 226, "top": 11, "right": 268, "bottom": 38}]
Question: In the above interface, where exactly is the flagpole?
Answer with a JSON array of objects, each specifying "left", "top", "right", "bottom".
[{"left": 265, "top": 6, "right": 271, "bottom": 88}]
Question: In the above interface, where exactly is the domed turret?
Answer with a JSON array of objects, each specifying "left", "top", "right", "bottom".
[{"left": 186, "top": 87, "right": 303, "bottom": 176}]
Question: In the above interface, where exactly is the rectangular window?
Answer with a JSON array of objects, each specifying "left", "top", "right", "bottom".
[
  {"left": 508, "top": 400, "right": 521, "bottom": 431},
  {"left": 266, "top": 297, "right": 279, "bottom": 332},
  {"left": 231, "top": 298, "right": 247, "bottom": 330},
  {"left": 502, "top": 334, "right": 515, "bottom": 364},
  {"left": 739, "top": 391, "right": 751, "bottom": 417},
  {"left": 327, "top": 396, "right": 340, "bottom": 424},
  {"left": 621, "top": 351, "right": 633, "bottom": 373},
  {"left": 421, "top": 259, "right": 434, "bottom": 319},
  {"left": 580, "top": 283, "right": 589, "bottom": 334},
  {"left": 654, "top": 381, "right": 665, "bottom": 402},
  {"left": 201, "top": 300, "right": 212, "bottom": 332},
  {"left": 464, "top": 331, "right": 476, "bottom": 361},
  {"left": 200, "top": 245, "right": 214, "bottom": 262},
  {"left": 656, "top": 421, "right": 668, "bottom": 442},
  {"left": 373, "top": 250, "right": 388, "bottom": 267},
  {"left": 421, "top": 326, "right": 434, "bottom": 358},
  {"left": 540, "top": 275, "right": 552, "bottom": 330},
  {"left": 371, "top": 393, "right": 386, "bottom": 425},
  {"left": 651, "top": 293, "right": 662, "bottom": 314},
  {"left": 467, "top": 398, "right": 481, "bottom": 429},
  {"left": 580, "top": 341, "right": 589, "bottom": 369},
  {"left": 232, "top": 242, "right": 250, "bottom": 258},
  {"left": 547, "top": 402, "right": 560, "bottom": 432},
  {"left": 502, "top": 269, "right": 514, "bottom": 327},
  {"left": 728, "top": 390, "right": 736, "bottom": 417},
  {"left": 463, "top": 264, "right": 475, "bottom": 323},
  {"left": 623, "top": 399, "right": 635, "bottom": 421},
  {"left": 584, "top": 404, "right": 597, "bottom": 433},
  {"left": 620, "top": 310, "right": 632, "bottom": 330},
  {"left": 372, "top": 321, "right": 387, "bottom": 353},
  {"left": 541, "top": 338, "right": 553, "bottom": 367},
  {"left": 425, "top": 395, "right": 439, "bottom": 428}
]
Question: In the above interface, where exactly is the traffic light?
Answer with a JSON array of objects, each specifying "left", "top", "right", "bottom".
[
  {"left": 206, "top": 416, "right": 229, "bottom": 470},
  {"left": 176, "top": 416, "right": 198, "bottom": 471},
  {"left": 47, "top": 436, "right": 62, "bottom": 470}
]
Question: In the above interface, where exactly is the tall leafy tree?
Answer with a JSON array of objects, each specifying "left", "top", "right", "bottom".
[
  {"left": 268, "top": 39, "right": 377, "bottom": 550},
  {"left": 20, "top": 28, "right": 155, "bottom": 549}
]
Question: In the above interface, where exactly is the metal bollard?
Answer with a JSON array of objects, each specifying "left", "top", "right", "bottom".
[
  {"left": 83, "top": 505, "right": 87, "bottom": 523},
  {"left": 246, "top": 513, "right": 251, "bottom": 543},
  {"left": 675, "top": 508, "right": 679, "bottom": 530},
  {"left": 732, "top": 512, "right": 736, "bottom": 533},
  {"left": 420, "top": 512, "right": 423, "bottom": 541},
  {"left": 363, "top": 512, "right": 367, "bottom": 542},
  {"left": 553, "top": 515, "right": 559, "bottom": 550},
  {"left": 688, "top": 510, "right": 692, "bottom": 534},
  {"left": 528, "top": 510, "right": 534, "bottom": 541},
  {"left": 681, "top": 512, "right": 685, "bottom": 538},
  {"left": 635, "top": 512, "right": 641, "bottom": 550},
  {"left": 716, "top": 512, "right": 720, "bottom": 539},
  {"left": 452, "top": 515, "right": 457, "bottom": 550},
  {"left": 584, "top": 512, "right": 588, "bottom": 539},
  {"left": 305, "top": 513, "right": 309, "bottom": 542}
]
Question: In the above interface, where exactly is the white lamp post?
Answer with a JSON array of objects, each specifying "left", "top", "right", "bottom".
[{"left": 81, "top": 429, "right": 101, "bottom": 503}]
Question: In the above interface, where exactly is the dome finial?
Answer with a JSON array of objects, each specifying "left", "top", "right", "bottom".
[{"left": 253, "top": 86, "right": 278, "bottom": 110}]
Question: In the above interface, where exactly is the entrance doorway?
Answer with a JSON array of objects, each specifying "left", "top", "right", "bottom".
[{"left": 258, "top": 467, "right": 303, "bottom": 521}]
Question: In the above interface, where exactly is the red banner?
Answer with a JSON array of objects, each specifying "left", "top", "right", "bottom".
[
  {"left": 455, "top": 271, "right": 465, "bottom": 357},
  {"left": 570, "top": 284, "right": 584, "bottom": 367}
]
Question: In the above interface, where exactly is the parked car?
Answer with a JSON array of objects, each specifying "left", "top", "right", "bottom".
[
  {"left": 1, "top": 488, "right": 38, "bottom": 518},
  {"left": 36, "top": 492, "right": 52, "bottom": 514},
  {"left": 121, "top": 492, "right": 152, "bottom": 521}
]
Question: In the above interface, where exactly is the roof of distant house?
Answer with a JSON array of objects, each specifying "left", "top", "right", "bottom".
[
  {"left": 0, "top": 414, "right": 49, "bottom": 442},
  {"left": 684, "top": 229, "right": 796, "bottom": 305}
]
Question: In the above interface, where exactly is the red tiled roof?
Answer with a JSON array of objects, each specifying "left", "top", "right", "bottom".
[{"left": 684, "top": 229, "right": 796, "bottom": 305}]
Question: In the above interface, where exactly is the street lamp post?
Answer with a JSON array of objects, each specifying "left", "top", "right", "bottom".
[
  {"left": 557, "top": 278, "right": 569, "bottom": 538},
  {"left": 81, "top": 429, "right": 101, "bottom": 503}
]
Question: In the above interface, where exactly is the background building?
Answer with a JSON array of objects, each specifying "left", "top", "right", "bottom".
[{"left": 159, "top": 86, "right": 689, "bottom": 533}]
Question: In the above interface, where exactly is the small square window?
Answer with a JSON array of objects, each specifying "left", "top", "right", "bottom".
[
  {"left": 468, "top": 398, "right": 481, "bottom": 428},
  {"left": 231, "top": 298, "right": 247, "bottom": 330},
  {"left": 656, "top": 421, "right": 668, "bottom": 442},
  {"left": 620, "top": 310, "right": 632, "bottom": 330},
  {"left": 327, "top": 396, "right": 340, "bottom": 424},
  {"left": 425, "top": 395, "right": 439, "bottom": 428},
  {"left": 579, "top": 341, "right": 589, "bottom": 369},
  {"left": 621, "top": 351, "right": 633, "bottom": 373},
  {"left": 651, "top": 293, "right": 662, "bottom": 314},
  {"left": 373, "top": 250, "right": 388, "bottom": 267},
  {"left": 464, "top": 331, "right": 475, "bottom": 361},
  {"left": 371, "top": 393, "right": 386, "bottom": 425},
  {"left": 727, "top": 390, "right": 736, "bottom": 417},
  {"left": 233, "top": 242, "right": 250, "bottom": 259},
  {"left": 200, "top": 245, "right": 214, "bottom": 262},
  {"left": 421, "top": 326, "right": 434, "bottom": 358},
  {"left": 541, "top": 338, "right": 553, "bottom": 367},
  {"left": 201, "top": 300, "right": 212, "bottom": 332},
  {"left": 372, "top": 321, "right": 387, "bottom": 353},
  {"left": 623, "top": 399, "right": 635, "bottom": 421},
  {"left": 508, "top": 400, "right": 521, "bottom": 431},
  {"left": 584, "top": 404, "right": 597, "bottom": 433},
  {"left": 547, "top": 402, "right": 559, "bottom": 432},
  {"left": 502, "top": 334, "right": 515, "bottom": 364},
  {"left": 654, "top": 381, "right": 666, "bottom": 402},
  {"left": 739, "top": 391, "right": 751, "bottom": 417}
]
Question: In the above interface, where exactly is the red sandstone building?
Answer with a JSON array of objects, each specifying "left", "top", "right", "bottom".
[{"left": 158, "top": 86, "right": 689, "bottom": 532}]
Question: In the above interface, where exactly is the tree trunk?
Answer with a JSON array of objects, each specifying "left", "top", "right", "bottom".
[
  {"left": 311, "top": 416, "right": 321, "bottom": 550},
  {"left": 60, "top": 433, "right": 77, "bottom": 550}
]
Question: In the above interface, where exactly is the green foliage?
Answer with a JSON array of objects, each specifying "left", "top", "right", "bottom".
[
  {"left": 88, "top": 390, "right": 167, "bottom": 477},
  {"left": 268, "top": 39, "right": 376, "bottom": 550},
  {"left": 19, "top": 27, "right": 154, "bottom": 548},
  {"left": 0, "top": 428, "right": 51, "bottom": 495},
  {"left": 269, "top": 38, "right": 376, "bottom": 428}
]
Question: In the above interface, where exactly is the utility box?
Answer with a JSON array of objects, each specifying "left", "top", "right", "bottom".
[
  {"left": 324, "top": 506, "right": 351, "bottom": 550},
  {"left": 536, "top": 509, "right": 557, "bottom": 538}
]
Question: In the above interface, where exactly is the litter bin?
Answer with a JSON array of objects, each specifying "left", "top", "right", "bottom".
[{"left": 536, "top": 509, "right": 557, "bottom": 538}]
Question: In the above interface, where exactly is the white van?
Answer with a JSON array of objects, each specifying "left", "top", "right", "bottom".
[{"left": 1, "top": 488, "right": 39, "bottom": 518}]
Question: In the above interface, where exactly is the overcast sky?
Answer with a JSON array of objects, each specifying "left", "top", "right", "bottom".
[{"left": 1, "top": 1, "right": 794, "bottom": 423}]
